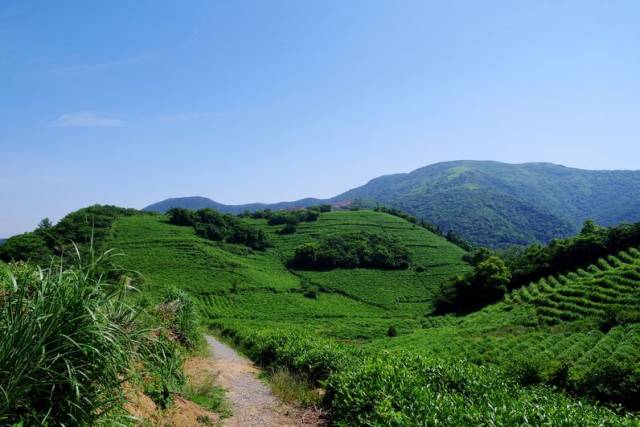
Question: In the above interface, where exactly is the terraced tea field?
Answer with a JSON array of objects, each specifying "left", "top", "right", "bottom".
[
  {"left": 370, "top": 247, "right": 640, "bottom": 406},
  {"left": 108, "top": 210, "right": 469, "bottom": 341},
  {"left": 109, "top": 215, "right": 299, "bottom": 297},
  {"left": 108, "top": 210, "right": 639, "bottom": 411},
  {"left": 507, "top": 248, "right": 640, "bottom": 324},
  {"left": 246, "top": 210, "right": 470, "bottom": 312}
]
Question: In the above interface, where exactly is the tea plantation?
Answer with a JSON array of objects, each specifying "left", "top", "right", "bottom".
[
  {"left": 109, "top": 210, "right": 470, "bottom": 340},
  {"left": 100, "top": 208, "right": 640, "bottom": 424}
]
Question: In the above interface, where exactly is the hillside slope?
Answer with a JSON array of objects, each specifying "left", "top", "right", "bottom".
[
  {"left": 108, "top": 210, "right": 470, "bottom": 341},
  {"left": 145, "top": 161, "right": 640, "bottom": 248}
]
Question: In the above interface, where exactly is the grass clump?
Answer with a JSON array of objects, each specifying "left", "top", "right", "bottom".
[
  {"left": 183, "top": 376, "right": 231, "bottom": 417},
  {"left": 263, "top": 368, "right": 322, "bottom": 408},
  {"left": 0, "top": 252, "right": 143, "bottom": 425},
  {"left": 138, "top": 336, "right": 186, "bottom": 409},
  {"left": 156, "top": 287, "right": 203, "bottom": 349}
]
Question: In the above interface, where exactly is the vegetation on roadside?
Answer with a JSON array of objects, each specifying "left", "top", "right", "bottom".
[
  {"left": 0, "top": 251, "right": 169, "bottom": 425},
  {"left": 213, "top": 325, "right": 637, "bottom": 426}
]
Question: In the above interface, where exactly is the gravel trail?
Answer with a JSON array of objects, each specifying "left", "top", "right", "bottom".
[{"left": 205, "top": 335, "right": 323, "bottom": 427}]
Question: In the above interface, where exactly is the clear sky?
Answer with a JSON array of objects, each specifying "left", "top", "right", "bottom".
[{"left": 1, "top": 0, "right": 639, "bottom": 236}]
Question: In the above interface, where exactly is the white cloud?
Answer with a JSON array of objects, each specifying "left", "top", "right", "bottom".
[{"left": 49, "top": 112, "right": 124, "bottom": 128}]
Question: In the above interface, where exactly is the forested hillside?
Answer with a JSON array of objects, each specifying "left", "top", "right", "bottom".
[
  {"left": 145, "top": 160, "right": 640, "bottom": 248},
  {"left": 335, "top": 161, "right": 640, "bottom": 247}
]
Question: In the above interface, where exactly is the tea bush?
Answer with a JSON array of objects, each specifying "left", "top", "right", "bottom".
[{"left": 325, "top": 352, "right": 637, "bottom": 426}]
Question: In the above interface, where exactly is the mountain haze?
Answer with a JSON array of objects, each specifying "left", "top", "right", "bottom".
[{"left": 145, "top": 161, "right": 640, "bottom": 247}]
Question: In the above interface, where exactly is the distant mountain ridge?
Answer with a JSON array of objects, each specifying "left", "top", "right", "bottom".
[
  {"left": 144, "top": 196, "right": 325, "bottom": 215},
  {"left": 144, "top": 160, "right": 640, "bottom": 247}
]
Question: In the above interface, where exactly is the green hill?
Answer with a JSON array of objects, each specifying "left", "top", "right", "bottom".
[
  {"left": 108, "top": 209, "right": 470, "bottom": 341},
  {"left": 109, "top": 207, "right": 640, "bottom": 411}
]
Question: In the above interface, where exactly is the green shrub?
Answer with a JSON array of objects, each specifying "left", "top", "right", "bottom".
[
  {"left": 435, "top": 256, "right": 511, "bottom": 314},
  {"left": 279, "top": 223, "right": 297, "bottom": 235},
  {"left": 504, "top": 353, "right": 547, "bottom": 386},
  {"left": 158, "top": 287, "right": 202, "bottom": 349},
  {"left": 140, "top": 336, "right": 185, "bottom": 409}
]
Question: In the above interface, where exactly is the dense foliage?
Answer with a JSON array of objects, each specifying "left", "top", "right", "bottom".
[
  {"left": 167, "top": 207, "right": 270, "bottom": 250},
  {"left": 435, "top": 256, "right": 511, "bottom": 314},
  {"left": 291, "top": 231, "right": 411, "bottom": 270},
  {"left": 0, "top": 205, "right": 137, "bottom": 264}
]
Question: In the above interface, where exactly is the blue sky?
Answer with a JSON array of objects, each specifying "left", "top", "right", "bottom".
[{"left": 1, "top": 0, "right": 639, "bottom": 236}]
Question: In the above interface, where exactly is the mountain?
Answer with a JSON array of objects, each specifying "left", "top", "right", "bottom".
[
  {"left": 0, "top": 239, "right": 5, "bottom": 246},
  {"left": 334, "top": 161, "right": 640, "bottom": 247},
  {"left": 143, "top": 196, "right": 324, "bottom": 215},
  {"left": 145, "top": 161, "right": 640, "bottom": 248}
]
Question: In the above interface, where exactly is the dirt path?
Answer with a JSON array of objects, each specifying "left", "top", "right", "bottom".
[{"left": 205, "top": 335, "right": 323, "bottom": 427}]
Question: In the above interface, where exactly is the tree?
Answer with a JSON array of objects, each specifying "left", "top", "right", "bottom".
[
  {"left": 37, "top": 218, "right": 53, "bottom": 230},
  {"left": 473, "top": 256, "right": 511, "bottom": 297},
  {"left": 434, "top": 256, "right": 511, "bottom": 314},
  {"left": 167, "top": 208, "right": 194, "bottom": 226},
  {"left": 580, "top": 219, "right": 600, "bottom": 235}
]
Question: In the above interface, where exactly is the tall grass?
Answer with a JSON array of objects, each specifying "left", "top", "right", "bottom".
[{"left": 0, "top": 249, "right": 143, "bottom": 425}]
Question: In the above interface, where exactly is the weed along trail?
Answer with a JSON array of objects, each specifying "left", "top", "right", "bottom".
[{"left": 205, "top": 335, "right": 323, "bottom": 427}]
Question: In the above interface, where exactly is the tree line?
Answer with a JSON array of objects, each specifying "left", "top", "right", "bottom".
[
  {"left": 291, "top": 231, "right": 411, "bottom": 270},
  {"left": 167, "top": 208, "right": 270, "bottom": 250},
  {"left": 436, "top": 219, "right": 640, "bottom": 314}
]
